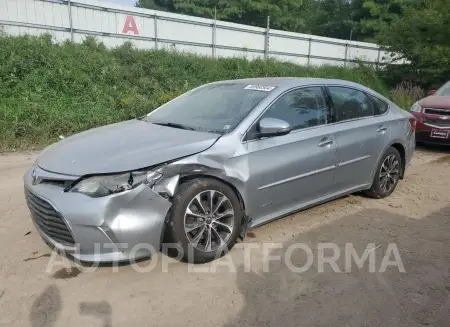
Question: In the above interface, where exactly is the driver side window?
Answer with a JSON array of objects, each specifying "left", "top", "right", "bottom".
[{"left": 260, "top": 86, "right": 329, "bottom": 131}]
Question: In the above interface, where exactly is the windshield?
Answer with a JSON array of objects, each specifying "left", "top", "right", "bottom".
[
  {"left": 436, "top": 81, "right": 450, "bottom": 96},
  {"left": 144, "top": 83, "right": 274, "bottom": 134}
]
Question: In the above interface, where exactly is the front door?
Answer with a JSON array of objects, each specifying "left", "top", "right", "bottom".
[{"left": 243, "top": 86, "right": 338, "bottom": 223}]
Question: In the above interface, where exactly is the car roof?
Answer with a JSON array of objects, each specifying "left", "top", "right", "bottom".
[
  {"left": 210, "top": 77, "right": 388, "bottom": 101},
  {"left": 214, "top": 77, "right": 367, "bottom": 90}
]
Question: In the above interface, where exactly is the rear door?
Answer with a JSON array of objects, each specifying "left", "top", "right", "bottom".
[
  {"left": 325, "top": 86, "right": 391, "bottom": 192},
  {"left": 243, "top": 86, "right": 338, "bottom": 223}
]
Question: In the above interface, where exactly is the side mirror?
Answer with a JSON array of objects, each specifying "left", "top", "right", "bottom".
[
  {"left": 258, "top": 118, "right": 292, "bottom": 138},
  {"left": 428, "top": 89, "right": 436, "bottom": 96}
]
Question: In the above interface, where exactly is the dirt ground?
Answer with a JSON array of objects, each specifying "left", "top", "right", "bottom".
[{"left": 0, "top": 145, "right": 449, "bottom": 327}]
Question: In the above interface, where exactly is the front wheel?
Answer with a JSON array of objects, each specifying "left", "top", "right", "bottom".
[
  {"left": 364, "top": 147, "right": 402, "bottom": 199},
  {"left": 165, "top": 178, "right": 243, "bottom": 263}
]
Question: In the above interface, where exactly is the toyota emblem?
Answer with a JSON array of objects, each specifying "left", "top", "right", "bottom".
[{"left": 31, "top": 169, "right": 37, "bottom": 185}]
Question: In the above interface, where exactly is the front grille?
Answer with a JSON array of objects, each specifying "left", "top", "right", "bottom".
[
  {"left": 416, "top": 131, "right": 450, "bottom": 143},
  {"left": 423, "top": 118, "right": 450, "bottom": 127},
  {"left": 24, "top": 188, "right": 75, "bottom": 246},
  {"left": 40, "top": 179, "right": 71, "bottom": 188},
  {"left": 424, "top": 108, "right": 450, "bottom": 116}
]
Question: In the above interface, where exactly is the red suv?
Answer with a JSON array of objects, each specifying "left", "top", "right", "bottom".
[{"left": 411, "top": 81, "right": 450, "bottom": 145}]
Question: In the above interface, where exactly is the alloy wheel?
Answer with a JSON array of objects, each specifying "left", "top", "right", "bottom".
[
  {"left": 184, "top": 190, "right": 235, "bottom": 252},
  {"left": 379, "top": 154, "right": 400, "bottom": 193}
]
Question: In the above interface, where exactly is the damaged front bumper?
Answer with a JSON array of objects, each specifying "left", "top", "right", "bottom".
[{"left": 23, "top": 167, "right": 172, "bottom": 262}]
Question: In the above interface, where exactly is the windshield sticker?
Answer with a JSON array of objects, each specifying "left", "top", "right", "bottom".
[
  {"left": 223, "top": 125, "right": 231, "bottom": 130},
  {"left": 244, "top": 85, "right": 276, "bottom": 92}
]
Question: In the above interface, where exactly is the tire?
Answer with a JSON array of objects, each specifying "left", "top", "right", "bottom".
[
  {"left": 164, "top": 178, "right": 243, "bottom": 263},
  {"left": 364, "top": 147, "right": 402, "bottom": 199}
]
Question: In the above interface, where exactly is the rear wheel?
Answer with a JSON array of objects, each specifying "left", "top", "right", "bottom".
[
  {"left": 165, "top": 178, "right": 243, "bottom": 263},
  {"left": 364, "top": 147, "right": 402, "bottom": 199}
]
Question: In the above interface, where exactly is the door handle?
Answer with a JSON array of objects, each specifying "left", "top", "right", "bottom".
[
  {"left": 318, "top": 139, "right": 334, "bottom": 147},
  {"left": 377, "top": 126, "right": 387, "bottom": 133}
]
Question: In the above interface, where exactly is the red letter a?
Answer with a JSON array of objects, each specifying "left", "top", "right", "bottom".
[{"left": 122, "top": 16, "right": 139, "bottom": 35}]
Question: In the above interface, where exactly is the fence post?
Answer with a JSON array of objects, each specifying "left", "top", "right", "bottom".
[
  {"left": 344, "top": 43, "right": 349, "bottom": 67},
  {"left": 154, "top": 14, "right": 158, "bottom": 49},
  {"left": 307, "top": 38, "right": 312, "bottom": 65},
  {"left": 68, "top": 0, "right": 74, "bottom": 42},
  {"left": 212, "top": 7, "right": 216, "bottom": 57},
  {"left": 264, "top": 16, "right": 270, "bottom": 60},
  {"left": 376, "top": 48, "right": 381, "bottom": 69}
]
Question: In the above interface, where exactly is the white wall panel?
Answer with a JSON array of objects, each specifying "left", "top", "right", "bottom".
[
  {"left": 216, "top": 27, "right": 265, "bottom": 51},
  {"left": 348, "top": 46, "right": 378, "bottom": 62},
  {"left": 311, "top": 41, "right": 346, "bottom": 60},
  {"left": 4, "top": 0, "right": 20, "bottom": 22},
  {"left": 310, "top": 57, "right": 345, "bottom": 66},
  {"left": 157, "top": 19, "right": 210, "bottom": 44},
  {"left": 216, "top": 48, "right": 264, "bottom": 60},
  {"left": 41, "top": 1, "right": 67, "bottom": 27},
  {"left": 4, "top": 25, "right": 69, "bottom": 42},
  {"left": 269, "top": 35, "right": 310, "bottom": 56},
  {"left": 269, "top": 54, "right": 309, "bottom": 66},
  {"left": 24, "top": 1, "right": 37, "bottom": 24},
  {"left": 99, "top": 36, "right": 154, "bottom": 49},
  {"left": 0, "top": 1, "right": 9, "bottom": 21},
  {"left": 131, "top": 38, "right": 155, "bottom": 50},
  {"left": 72, "top": 7, "right": 98, "bottom": 32},
  {"left": 100, "top": 35, "right": 124, "bottom": 48},
  {"left": 159, "top": 42, "right": 211, "bottom": 56}
]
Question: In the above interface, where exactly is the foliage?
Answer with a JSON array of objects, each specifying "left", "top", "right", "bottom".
[
  {"left": 135, "top": 0, "right": 376, "bottom": 41},
  {"left": 137, "top": 0, "right": 308, "bottom": 32},
  {"left": 390, "top": 81, "right": 424, "bottom": 110},
  {"left": 0, "top": 34, "right": 388, "bottom": 151},
  {"left": 372, "top": 0, "right": 450, "bottom": 88},
  {"left": 354, "top": 0, "right": 409, "bottom": 42},
  {"left": 133, "top": 0, "right": 416, "bottom": 42}
]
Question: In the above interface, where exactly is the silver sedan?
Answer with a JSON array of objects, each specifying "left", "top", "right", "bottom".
[{"left": 24, "top": 78, "right": 416, "bottom": 263}]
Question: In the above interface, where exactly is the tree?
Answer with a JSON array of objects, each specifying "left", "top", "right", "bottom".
[
  {"left": 306, "top": 0, "right": 355, "bottom": 40},
  {"left": 136, "top": 0, "right": 310, "bottom": 32},
  {"left": 135, "top": 0, "right": 175, "bottom": 11},
  {"left": 371, "top": 0, "right": 450, "bottom": 86},
  {"left": 134, "top": 0, "right": 381, "bottom": 41},
  {"left": 354, "top": 0, "right": 409, "bottom": 41}
]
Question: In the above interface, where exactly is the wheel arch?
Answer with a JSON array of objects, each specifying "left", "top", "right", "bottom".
[
  {"left": 178, "top": 174, "right": 246, "bottom": 214},
  {"left": 390, "top": 142, "right": 406, "bottom": 179},
  {"left": 369, "top": 140, "right": 407, "bottom": 184}
]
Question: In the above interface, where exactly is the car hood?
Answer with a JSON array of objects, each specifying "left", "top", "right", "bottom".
[
  {"left": 37, "top": 119, "right": 220, "bottom": 176},
  {"left": 419, "top": 96, "right": 450, "bottom": 109}
]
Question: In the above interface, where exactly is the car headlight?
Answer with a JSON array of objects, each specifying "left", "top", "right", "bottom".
[
  {"left": 70, "top": 170, "right": 162, "bottom": 198},
  {"left": 410, "top": 102, "right": 422, "bottom": 113}
]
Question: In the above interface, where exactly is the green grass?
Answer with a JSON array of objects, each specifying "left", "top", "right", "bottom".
[{"left": 0, "top": 34, "right": 390, "bottom": 151}]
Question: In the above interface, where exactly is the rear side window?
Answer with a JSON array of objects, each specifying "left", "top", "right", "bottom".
[
  {"left": 327, "top": 87, "right": 376, "bottom": 122},
  {"left": 261, "top": 86, "right": 329, "bottom": 130},
  {"left": 369, "top": 95, "right": 389, "bottom": 115}
]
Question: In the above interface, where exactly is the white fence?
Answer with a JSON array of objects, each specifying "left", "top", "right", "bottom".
[{"left": 0, "top": 0, "right": 391, "bottom": 66}]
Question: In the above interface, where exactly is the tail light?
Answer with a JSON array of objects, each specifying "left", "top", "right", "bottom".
[{"left": 409, "top": 117, "right": 417, "bottom": 132}]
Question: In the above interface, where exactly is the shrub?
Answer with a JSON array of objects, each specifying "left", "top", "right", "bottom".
[
  {"left": 0, "top": 34, "right": 390, "bottom": 151},
  {"left": 391, "top": 81, "right": 425, "bottom": 110}
]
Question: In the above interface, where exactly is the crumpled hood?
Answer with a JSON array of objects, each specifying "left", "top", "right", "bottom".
[
  {"left": 419, "top": 96, "right": 450, "bottom": 109},
  {"left": 37, "top": 119, "right": 220, "bottom": 176}
]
